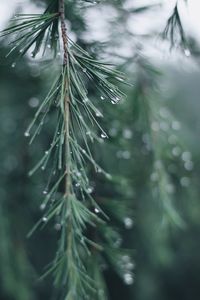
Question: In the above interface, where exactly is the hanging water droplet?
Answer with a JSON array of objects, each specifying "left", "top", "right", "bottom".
[
  {"left": 166, "top": 183, "right": 175, "bottom": 194},
  {"left": 42, "top": 217, "right": 48, "bottom": 222},
  {"left": 31, "top": 52, "right": 34, "bottom": 57},
  {"left": 101, "top": 133, "right": 107, "bottom": 139},
  {"left": 40, "top": 203, "right": 46, "bottom": 210},
  {"left": 126, "top": 262, "right": 135, "bottom": 270},
  {"left": 123, "top": 273, "right": 134, "bottom": 285},
  {"left": 47, "top": 44, "right": 51, "bottom": 49},
  {"left": 160, "top": 121, "right": 169, "bottom": 131},
  {"left": 96, "top": 111, "right": 103, "bottom": 117},
  {"left": 100, "top": 96, "right": 105, "bottom": 100},
  {"left": 151, "top": 121, "right": 159, "bottom": 132},
  {"left": 54, "top": 223, "right": 61, "bottom": 231},
  {"left": 150, "top": 172, "right": 159, "bottom": 182},
  {"left": 41, "top": 166, "right": 45, "bottom": 171},
  {"left": 43, "top": 190, "right": 48, "bottom": 195},
  {"left": 75, "top": 182, "right": 80, "bottom": 187},
  {"left": 180, "top": 177, "right": 190, "bottom": 187},
  {"left": 28, "top": 97, "right": 39, "bottom": 108},
  {"left": 172, "top": 146, "right": 181, "bottom": 157},
  {"left": 184, "top": 49, "right": 191, "bottom": 57},
  {"left": 124, "top": 217, "right": 134, "bottom": 229},
  {"left": 24, "top": 131, "right": 30, "bottom": 137},
  {"left": 122, "top": 151, "right": 131, "bottom": 159},
  {"left": 83, "top": 97, "right": 89, "bottom": 103},
  {"left": 87, "top": 187, "right": 93, "bottom": 194},
  {"left": 172, "top": 121, "right": 181, "bottom": 130},
  {"left": 57, "top": 52, "right": 61, "bottom": 56},
  {"left": 123, "top": 128, "right": 132, "bottom": 139},
  {"left": 45, "top": 151, "right": 49, "bottom": 155},
  {"left": 181, "top": 151, "right": 192, "bottom": 162},
  {"left": 82, "top": 68, "right": 87, "bottom": 73},
  {"left": 184, "top": 161, "right": 193, "bottom": 171},
  {"left": 11, "top": 62, "right": 16, "bottom": 68},
  {"left": 168, "top": 134, "right": 177, "bottom": 144},
  {"left": 94, "top": 208, "right": 100, "bottom": 214}
]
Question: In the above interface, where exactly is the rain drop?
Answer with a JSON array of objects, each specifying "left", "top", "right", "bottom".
[
  {"left": 24, "top": 131, "right": 30, "bottom": 137},
  {"left": 184, "top": 49, "right": 191, "bottom": 57},
  {"left": 101, "top": 133, "right": 107, "bottom": 139},
  {"left": 40, "top": 203, "right": 46, "bottom": 211},
  {"left": 123, "top": 273, "right": 134, "bottom": 285},
  {"left": 124, "top": 217, "right": 134, "bottom": 229}
]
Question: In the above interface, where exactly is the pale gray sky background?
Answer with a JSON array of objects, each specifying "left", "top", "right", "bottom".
[{"left": 0, "top": 1, "right": 200, "bottom": 46}]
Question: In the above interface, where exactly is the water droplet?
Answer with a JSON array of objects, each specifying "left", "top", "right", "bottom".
[
  {"left": 47, "top": 44, "right": 51, "bottom": 49},
  {"left": 43, "top": 190, "right": 48, "bottom": 195},
  {"left": 109, "top": 127, "right": 117, "bottom": 137},
  {"left": 124, "top": 273, "right": 134, "bottom": 285},
  {"left": 41, "top": 166, "right": 45, "bottom": 170},
  {"left": 96, "top": 111, "right": 103, "bottom": 117},
  {"left": 150, "top": 172, "right": 159, "bottom": 182},
  {"left": 168, "top": 134, "right": 177, "bottom": 144},
  {"left": 55, "top": 223, "right": 61, "bottom": 231},
  {"left": 24, "top": 131, "right": 30, "bottom": 137},
  {"left": 181, "top": 151, "right": 192, "bottom": 162},
  {"left": 180, "top": 177, "right": 190, "bottom": 187},
  {"left": 124, "top": 217, "right": 134, "bottom": 229},
  {"left": 172, "top": 121, "right": 181, "bottom": 130},
  {"left": 40, "top": 203, "right": 46, "bottom": 210},
  {"left": 159, "top": 107, "right": 169, "bottom": 118},
  {"left": 126, "top": 262, "right": 135, "bottom": 270},
  {"left": 184, "top": 161, "right": 193, "bottom": 171},
  {"left": 42, "top": 217, "right": 48, "bottom": 222},
  {"left": 160, "top": 121, "right": 169, "bottom": 131},
  {"left": 172, "top": 146, "right": 181, "bottom": 157},
  {"left": 123, "top": 128, "right": 132, "bottom": 139},
  {"left": 166, "top": 183, "right": 175, "bottom": 194},
  {"left": 45, "top": 151, "right": 49, "bottom": 155},
  {"left": 28, "top": 97, "right": 39, "bottom": 108},
  {"left": 100, "top": 96, "right": 105, "bottom": 100},
  {"left": 94, "top": 208, "right": 100, "bottom": 213},
  {"left": 101, "top": 133, "right": 107, "bottom": 139},
  {"left": 184, "top": 48, "right": 191, "bottom": 57},
  {"left": 31, "top": 52, "right": 34, "bottom": 57},
  {"left": 82, "top": 68, "right": 87, "bottom": 73},
  {"left": 87, "top": 187, "right": 93, "bottom": 194},
  {"left": 154, "top": 160, "right": 162, "bottom": 169},
  {"left": 151, "top": 122, "right": 159, "bottom": 132},
  {"left": 122, "top": 151, "right": 131, "bottom": 159},
  {"left": 11, "top": 62, "right": 16, "bottom": 68},
  {"left": 75, "top": 182, "right": 80, "bottom": 187}
]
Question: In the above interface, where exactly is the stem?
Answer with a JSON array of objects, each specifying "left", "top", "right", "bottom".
[
  {"left": 59, "top": 0, "right": 68, "bottom": 65},
  {"left": 59, "top": 2, "right": 74, "bottom": 297},
  {"left": 59, "top": 0, "right": 71, "bottom": 197}
]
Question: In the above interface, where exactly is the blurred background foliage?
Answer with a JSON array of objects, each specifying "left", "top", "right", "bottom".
[{"left": 0, "top": 0, "right": 200, "bottom": 299}]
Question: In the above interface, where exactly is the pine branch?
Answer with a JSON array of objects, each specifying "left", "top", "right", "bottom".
[
  {"left": 162, "top": 1, "right": 190, "bottom": 54},
  {"left": 0, "top": 1, "right": 127, "bottom": 299}
]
